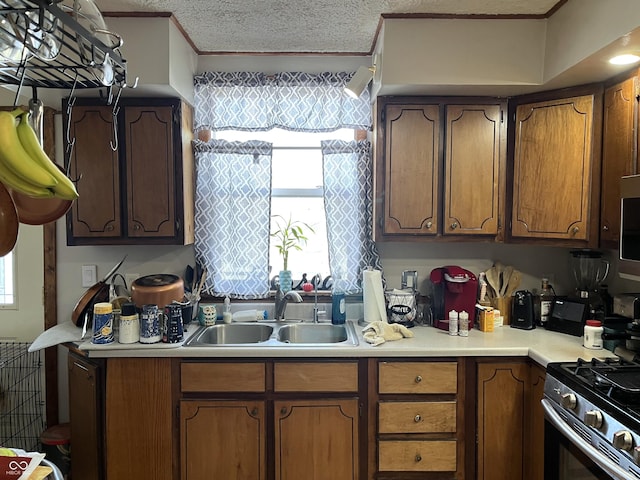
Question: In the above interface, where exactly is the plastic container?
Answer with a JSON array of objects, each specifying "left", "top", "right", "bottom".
[
  {"left": 459, "top": 311, "right": 469, "bottom": 337},
  {"left": 332, "top": 293, "right": 346, "bottom": 325},
  {"left": 583, "top": 319, "right": 604, "bottom": 350},
  {"left": 40, "top": 423, "right": 71, "bottom": 477},
  {"left": 92, "top": 302, "right": 114, "bottom": 344},
  {"left": 448, "top": 310, "right": 459, "bottom": 336}
]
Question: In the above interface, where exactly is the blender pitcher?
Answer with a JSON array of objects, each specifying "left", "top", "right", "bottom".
[{"left": 569, "top": 249, "right": 610, "bottom": 295}]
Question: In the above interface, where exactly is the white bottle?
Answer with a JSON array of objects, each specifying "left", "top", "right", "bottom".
[
  {"left": 449, "top": 310, "right": 459, "bottom": 336},
  {"left": 459, "top": 311, "right": 469, "bottom": 337},
  {"left": 583, "top": 320, "right": 604, "bottom": 350},
  {"left": 222, "top": 296, "right": 233, "bottom": 324}
]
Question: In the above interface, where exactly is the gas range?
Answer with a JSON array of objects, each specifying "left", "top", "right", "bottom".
[{"left": 544, "top": 358, "right": 640, "bottom": 479}]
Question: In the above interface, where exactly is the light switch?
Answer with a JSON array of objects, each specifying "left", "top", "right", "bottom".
[{"left": 81, "top": 265, "right": 97, "bottom": 287}]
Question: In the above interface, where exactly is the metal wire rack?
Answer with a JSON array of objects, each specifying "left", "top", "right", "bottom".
[{"left": 0, "top": 342, "right": 46, "bottom": 451}]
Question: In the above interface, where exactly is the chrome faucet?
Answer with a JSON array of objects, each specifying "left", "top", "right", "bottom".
[{"left": 275, "top": 288, "right": 303, "bottom": 320}]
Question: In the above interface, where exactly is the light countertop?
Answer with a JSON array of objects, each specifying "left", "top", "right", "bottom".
[{"left": 76, "top": 320, "right": 615, "bottom": 366}]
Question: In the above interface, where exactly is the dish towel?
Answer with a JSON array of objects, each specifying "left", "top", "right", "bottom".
[{"left": 362, "top": 321, "right": 414, "bottom": 346}]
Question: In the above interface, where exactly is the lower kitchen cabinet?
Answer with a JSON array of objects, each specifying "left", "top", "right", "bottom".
[
  {"left": 374, "top": 360, "right": 464, "bottom": 479},
  {"left": 476, "top": 359, "right": 545, "bottom": 480},
  {"left": 180, "top": 360, "right": 360, "bottom": 480},
  {"left": 67, "top": 353, "right": 104, "bottom": 480},
  {"left": 180, "top": 400, "right": 266, "bottom": 480},
  {"left": 274, "top": 399, "right": 359, "bottom": 480}
]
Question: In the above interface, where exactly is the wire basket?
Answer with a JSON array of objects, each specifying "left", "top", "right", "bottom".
[{"left": 0, "top": 342, "right": 46, "bottom": 451}]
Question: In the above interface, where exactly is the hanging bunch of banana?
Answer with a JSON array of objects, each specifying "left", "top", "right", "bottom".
[{"left": 0, "top": 108, "right": 78, "bottom": 200}]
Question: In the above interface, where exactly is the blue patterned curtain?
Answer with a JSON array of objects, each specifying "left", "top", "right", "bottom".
[
  {"left": 193, "top": 140, "right": 273, "bottom": 299},
  {"left": 193, "top": 72, "right": 371, "bottom": 132},
  {"left": 322, "top": 140, "right": 382, "bottom": 294}
]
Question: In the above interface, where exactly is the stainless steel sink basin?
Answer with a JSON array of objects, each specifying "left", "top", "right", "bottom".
[
  {"left": 185, "top": 323, "right": 274, "bottom": 346},
  {"left": 183, "top": 320, "right": 358, "bottom": 347}
]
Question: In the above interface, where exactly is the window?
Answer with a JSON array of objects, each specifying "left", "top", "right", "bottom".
[
  {"left": 0, "top": 251, "right": 16, "bottom": 308},
  {"left": 214, "top": 128, "right": 356, "bottom": 284}
]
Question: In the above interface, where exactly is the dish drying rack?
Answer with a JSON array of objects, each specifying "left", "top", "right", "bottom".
[{"left": 0, "top": 0, "right": 134, "bottom": 95}]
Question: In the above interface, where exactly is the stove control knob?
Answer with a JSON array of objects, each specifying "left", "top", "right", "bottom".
[
  {"left": 613, "top": 431, "right": 633, "bottom": 451},
  {"left": 584, "top": 410, "right": 603, "bottom": 429},
  {"left": 560, "top": 393, "right": 577, "bottom": 409}
]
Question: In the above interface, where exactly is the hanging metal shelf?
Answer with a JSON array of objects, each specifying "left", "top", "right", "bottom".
[{"left": 0, "top": 0, "right": 131, "bottom": 90}]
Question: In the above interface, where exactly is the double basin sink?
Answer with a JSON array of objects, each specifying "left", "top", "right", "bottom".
[{"left": 184, "top": 320, "right": 358, "bottom": 347}]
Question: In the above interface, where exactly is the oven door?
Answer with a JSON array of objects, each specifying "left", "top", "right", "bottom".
[{"left": 542, "top": 399, "right": 630, "bottom": 480}]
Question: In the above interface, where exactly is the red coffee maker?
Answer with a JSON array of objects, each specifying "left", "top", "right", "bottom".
[{"left": 430, "top": 266, "right": 478, "bottom": 330}]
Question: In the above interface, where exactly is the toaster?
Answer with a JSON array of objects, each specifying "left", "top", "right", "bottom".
[{"left": 510, "top": 290, "right": 535, "bottom": 330}]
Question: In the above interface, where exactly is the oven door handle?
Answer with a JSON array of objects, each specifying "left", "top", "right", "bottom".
[{"left": 542, "top": 399, "right": 632, "bottom": 480}]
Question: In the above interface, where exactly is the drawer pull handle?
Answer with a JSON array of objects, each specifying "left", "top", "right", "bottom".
[
  {"left": 415, "top": 454, "right": 422, "bottom": 462},
  {"left": 414, "top": 414, "right": 422, "bottom": 423},
  {"left": 415, "top": 375, "right": 422, "bottom": 383}
]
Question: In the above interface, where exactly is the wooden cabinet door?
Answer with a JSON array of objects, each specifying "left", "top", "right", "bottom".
[
  {"left": 180, "top": 400, "right": 266, "bottom": 480},
  {"left": 68, "top": 353, "right": 103, "bottom": 480},
  {"left": 444, "top": 104, "right": 504, "bottom": 236},
  {"left": 477, "top": 362, "right": 528, "bottom": 480},
  {"left": 525, "top": 363, "right": 546, "bottom": 480},
  {"left": 601, "top": 77, "right": 638, "bottom": 248},
  {"left": 274, "top": 399, "right": 359, "bottom": 480},
  {"left": 67, "top": 105, "right": 121, "bottom": 239},
  {"left": 124, "top": 105, "right": 177, "bottom": 238},
  {"left": 381, "top": 104, "right": 440, "bottom": 236},
  {"left": 105, "top": 358, "right": 174, "bottom": 480},
  {"left": 512, "top": 95, "right": 596, "bottom": 241}
]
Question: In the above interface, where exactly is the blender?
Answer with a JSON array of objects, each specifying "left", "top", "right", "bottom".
[{"left": 569, "top": 249, "right": 610, "bottom": 318}]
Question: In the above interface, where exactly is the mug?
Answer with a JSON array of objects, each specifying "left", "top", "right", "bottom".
[{"left": 140, "top": 304, "right": 161, "bottom": 343}]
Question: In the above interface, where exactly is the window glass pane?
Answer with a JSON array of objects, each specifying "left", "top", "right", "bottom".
[
  {"left": 272, "top": 149, "right": 322, "bottom": 189},
  {"left": 0, "top": 251, "right": 15, "bottom": 307},
  {"left": 270, "top": 197, "right": 328, "bottom": 282}
]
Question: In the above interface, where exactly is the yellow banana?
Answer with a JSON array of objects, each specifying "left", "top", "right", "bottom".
[
  {"left": 17, "top": 112, "right": 79, "bottom": 200},
  {"left": 0, "top": 162, "right": 55, "bottom": 198},
  {"left": 0, "top": 109, "right": 57, "bottom": 189}
]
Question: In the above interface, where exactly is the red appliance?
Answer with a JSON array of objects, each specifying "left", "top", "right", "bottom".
[{"left": 430, "top": 266, "right": 478, "bottom": 330}]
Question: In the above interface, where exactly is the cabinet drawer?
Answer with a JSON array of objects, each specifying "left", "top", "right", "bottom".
[
  {"left": 379, "top": 440, "right": 456, "bottom": 472},
  {"left": 379, "top": 362, "right": 457, "bottom": 394},
  {"left": 274, "top": 362, "right": 358, "bottom": 392},
  {"left": 379, "top": 401, "right": 456, "bottom": 433},
  {"left": 181, "top": 362, "right": 266, "bottom": 392}
]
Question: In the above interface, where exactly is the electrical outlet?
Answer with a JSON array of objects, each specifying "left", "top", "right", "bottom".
[
  {"left": 81, "top": 265, "right": 97, "bottom": 287},
  {"left": 125, "top": 273, "right": 140, "bottom": 288}
]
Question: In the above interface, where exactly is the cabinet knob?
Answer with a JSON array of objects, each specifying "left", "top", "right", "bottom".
[
  {"left": 251, "top": 407, "right": 259, "bottom": 417},
  {"left": 426, "top": 221, "right": 433, "bottom": 229},
  {"left": 450, "top": 222, "right": 458, "bottom": 230},
  {"left": 571, "top": 226, "right": 579, "bottom": 235},
  {"left": 133, "top": 224, "right": 140, "bottom": 230},
  {"left": 414, "top": 414, "right": 422, "bottom": 423},
  {"left": 280, "top": 407, "right": 287, "bottom": 415},
  {"left": 415, "top": 454, "right": 422, "bottom": 462},
  {"left": 106, "top": 224, "right": 114, "bottom": 232},
  {"left": 415, "top": 375, "right": 422, "bottom": 383},
  {"left": 602, "top": 225, "right": 609, "bottom": 231}
]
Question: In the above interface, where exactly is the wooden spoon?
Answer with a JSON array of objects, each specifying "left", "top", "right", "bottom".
[
  {"left": 0, "top": 182, "right": 18, "bottom": 257},
  {"left": 485, "top": 267, "right": 500, "bottom": 299},
  {"left": 500, "top": 265, "right": 514, "bottom": 296},
  {"left": 505, "top": 270, "right": 522, "bottom": 297}
]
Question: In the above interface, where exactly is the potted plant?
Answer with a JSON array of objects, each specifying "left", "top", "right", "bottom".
[{"left": 270, "top": 214, "right": 314, "bottom": 292}]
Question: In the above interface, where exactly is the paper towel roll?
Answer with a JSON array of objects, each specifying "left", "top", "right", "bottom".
[{"left": 363, "top": 269, "right": 387, "bottom": 324}]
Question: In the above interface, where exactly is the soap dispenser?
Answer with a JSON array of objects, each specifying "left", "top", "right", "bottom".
[{"left": 223, "top": 296, "right": 232, "bottom": 324}]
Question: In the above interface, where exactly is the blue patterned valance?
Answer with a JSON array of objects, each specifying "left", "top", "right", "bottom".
[{"left": 193, "top": 71, "right": 372, "bottom": 132}]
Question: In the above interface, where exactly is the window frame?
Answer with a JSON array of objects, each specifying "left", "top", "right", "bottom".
[{"left": 0, "top": 249, "right": 17, "bottom": 309}]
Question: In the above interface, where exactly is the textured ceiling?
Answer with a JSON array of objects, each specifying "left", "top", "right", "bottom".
[{"left": 94, "top": 0, "right": 562, "bottom": 54}]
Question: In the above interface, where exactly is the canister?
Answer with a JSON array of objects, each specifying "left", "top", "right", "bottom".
[
  {"left": 92, "top": 302, "right": 114, "bottom": 344},
  {"left": 163, "top": 304, "right": 184, "bottom": 343},
  {"left": 140, "top": 304, "right": 161, "bottom": 343}
]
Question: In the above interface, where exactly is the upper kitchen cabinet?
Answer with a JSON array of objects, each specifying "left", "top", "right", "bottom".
[
  {"left": 64, "top": 97, "right": 195, "bottom": 246},
  {"left": 508, "top": 86, "right": 603, "bottom": 246},
  {"left": 374, "top": 96, "right": 506, "bottom": 241},
  {"left": 600, "top": 73, "right": 639, "bottom": 249}
]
